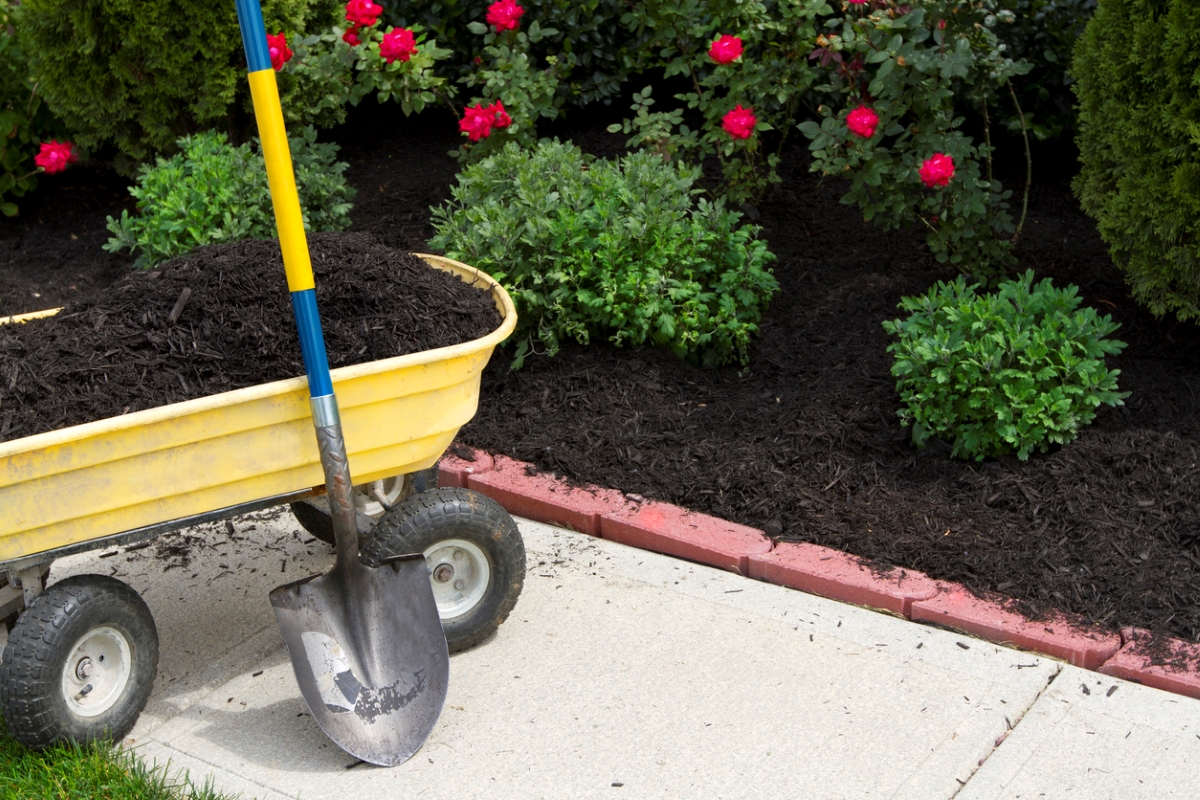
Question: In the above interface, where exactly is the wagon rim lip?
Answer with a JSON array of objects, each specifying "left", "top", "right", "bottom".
[{"left": 0, "top": 254, "right": 516, "bottom": 459}]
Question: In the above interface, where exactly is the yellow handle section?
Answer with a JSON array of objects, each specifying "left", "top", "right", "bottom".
[{"left": 248, "top": 69, "right": 314, "bottom": 293}]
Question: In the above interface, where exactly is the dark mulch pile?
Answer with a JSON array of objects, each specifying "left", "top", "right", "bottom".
[
  {"left": 0, "top": 231, "right": 499, "bottom": 439},
  {"left": 3, "top": 100, "right": 1198, "bottom": 643}
]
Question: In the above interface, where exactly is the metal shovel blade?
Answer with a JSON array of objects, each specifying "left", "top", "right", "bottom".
[{"left": 270, "top": 553, "right": 449, "bottom": 766}]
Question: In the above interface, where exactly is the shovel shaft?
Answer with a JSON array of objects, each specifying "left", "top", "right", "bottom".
[{"left": 234, "top": 0, "right": 355, "bottom": 540}]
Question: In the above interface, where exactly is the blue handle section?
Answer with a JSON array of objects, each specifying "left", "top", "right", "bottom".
[
  {"left": 235, "top": 0, "right": 272, "bottom": 73},
  {"left": 291, "top": 289, "right": 334, "bottom": 398}
]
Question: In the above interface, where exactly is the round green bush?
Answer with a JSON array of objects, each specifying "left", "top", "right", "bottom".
[
  {"left": 882, "top": 270, "right": 1127, "bottom": 461},
  {"left": 429, "top": 139, "right": 778, "bottom": 368},
  {"left": 1072, "top": 0, "right": 1200, "bottom": 322},
  {"left": 104, "top": 126, "right": 354, "bottom": 268},
  {"left": 16, "top": 0, "right": 334, "bottom": 173}
]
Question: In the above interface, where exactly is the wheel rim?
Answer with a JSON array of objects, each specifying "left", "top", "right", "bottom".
[
  {"left": 306, "top": 475, "right": 407, "bottom": 519},
  {"left": 60, "top": 626, "right": 133, "bottom": 718},
  {"left": 357, "top": 475, "right": 407, "bottom": 517},
  {"left": 424, "top": 539, "right": 491, "bottom": 622}
]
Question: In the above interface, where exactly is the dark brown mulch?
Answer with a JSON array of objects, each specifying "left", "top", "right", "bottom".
[
  {"left": 0, "top": 231, "right": 500, "bottom": 440},
  {"left": 3, "top": 100, "right": 1198, "bottom": 644}
]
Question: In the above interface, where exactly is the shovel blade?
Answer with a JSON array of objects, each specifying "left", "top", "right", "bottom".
[{"left": 270, "top": 554, "right": 449, "bottom": 766}]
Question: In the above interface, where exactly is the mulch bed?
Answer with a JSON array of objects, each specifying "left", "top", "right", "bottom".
[
  {"left": 0, "top": 232, "right": 499, "bottom": 439},
  {"left": 2, "top": 101, "right": 1198, "bottom": 642}
]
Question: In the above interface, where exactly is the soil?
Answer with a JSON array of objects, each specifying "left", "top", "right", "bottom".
[{"left": 4, "top": 101, "right": 1199, "bottom": 643}]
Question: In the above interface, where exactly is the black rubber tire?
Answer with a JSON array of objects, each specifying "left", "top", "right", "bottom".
[
  {"left": 361, "top": 488, "right": 525, "bottom": 654},
  {"left": 0, "top": 575, "right": 159, "bottom": 749},
  {"left": 289, "top": 498, "right": 338, "bottom": 546},
  {"left": 289, "top": 466, "right": 441, "bottom": 546}
]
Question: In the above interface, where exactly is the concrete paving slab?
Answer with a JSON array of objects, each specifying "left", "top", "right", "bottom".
[
  {"left": 25, "top": 513, "right": 1068, "bottom": 800},
  {"left": 957, "top": 663, "right": 1200, "bottom": 800}
]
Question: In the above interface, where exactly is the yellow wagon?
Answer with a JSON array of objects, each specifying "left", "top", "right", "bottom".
[{"left": 0, "top": 255, "right": 525, "bottom": 749}]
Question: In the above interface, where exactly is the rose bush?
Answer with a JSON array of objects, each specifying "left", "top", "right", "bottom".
[
  {"left": 610, "top": 0, "right": 828, "bottom": 202},
  {"left": 277, "top": 0, "right": 452, "bottom": 128},
  {"left": 451, "top": 3, "right": 567, "bottom": 161},
  {"left": 798, "top": 0, "right": 1030, "bottom": 281}
]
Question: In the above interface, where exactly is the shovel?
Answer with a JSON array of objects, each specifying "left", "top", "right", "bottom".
[{"left": 233, "top": 0, "right": 449, "bottom": 766}]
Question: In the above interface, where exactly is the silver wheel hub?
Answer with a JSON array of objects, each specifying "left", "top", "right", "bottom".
[
  {"left": 61, "top": 626, "right": 132, "bottom": 718},
  {"left": 424, "top": 539, "right": 490, "bottom": 622}
]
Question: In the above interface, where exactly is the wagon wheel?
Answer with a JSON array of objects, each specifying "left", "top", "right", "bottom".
[
  {"left": 0, "top": 575, "right": 159, "bottom": 749},
  {"left": 361, "top": 488, "right": 525, "bottom": 653},
  {"left": 289, "top": 466, "right": 438, "bottom": 545}
]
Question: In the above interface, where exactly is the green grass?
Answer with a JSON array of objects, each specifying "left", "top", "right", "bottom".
[{"left": 0, "top": 728, "right": 245, "bottom": 800}]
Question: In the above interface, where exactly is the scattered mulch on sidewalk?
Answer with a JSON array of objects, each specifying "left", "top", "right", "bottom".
[
  {"left": 0, "top": 231, "right": 500, "bottom": 440},
  {"left": 3, "top": 99, "right": 1198, "bottom": 644}
]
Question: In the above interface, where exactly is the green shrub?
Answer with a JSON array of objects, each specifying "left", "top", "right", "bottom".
[
  {"left": 429, "top": 139, "right": 778, "bottom": 368},
  {"left": 15, "top": 0, "right": 332, "bottom": 173},
  {"left": 104, "top": 127, "right": 354, "bottom": 268},
  {"left": 1072, "top": 0, "right": 1200, "bottom": 322},
  {"left": 882, "top": 270, "right": 1127, "bottom": 461}
]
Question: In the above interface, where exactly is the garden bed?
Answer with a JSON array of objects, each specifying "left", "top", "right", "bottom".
[{"left": 3, "top": 101, "right": 1198, "bottom": 642}]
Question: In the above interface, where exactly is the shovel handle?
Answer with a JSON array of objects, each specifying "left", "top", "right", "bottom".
[{"left": 234, "top": 0, "right": 358, "bottom": 563}]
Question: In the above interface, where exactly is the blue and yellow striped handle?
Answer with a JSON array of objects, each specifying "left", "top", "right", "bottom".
[{"left": 234, "top": 0, "right": 332, "bottom": 398}]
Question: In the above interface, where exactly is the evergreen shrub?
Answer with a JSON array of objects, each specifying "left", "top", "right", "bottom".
[
  {"left": 1072, "top": 0, "right": 1200, "bottom": 322},
  {"left": 429, "top": 139, "right": 778, "bottom": 368},
  {"left": 16, "top": 0, "right": 334, "bottom": 172}
]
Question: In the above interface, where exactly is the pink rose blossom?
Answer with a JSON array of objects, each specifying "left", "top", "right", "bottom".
[
  {"left": 938, "top": 19, "right": 947, "bottom": 30},
  {"left": 267, "top": 32, "right": 292, "bottom": 71},
  {"left": 34, "top": 140, "right": 76, "bottom": 174},
  {"left": 343, "top": 25, "right": 362, "bottom": 46},
  {"left": 708, "top": 35, "right": 743, "bottom": 65},
  {"left": 919, "top": 153, "right": 955, "bottom": 188},
  {"left": 486, "top": 0, "right": 524, "bottom": 32},
  {"left": 345, "top": 0, "right": 382, "bottom": 28},
  {"left": 848, "top": 0, "right": 868, "bottom": 5},
  {"left": 487, "top": 100, "right": 511, "bottom": 128},
  {"left": 722, "top": 104, "right": 757, "bottom": 140},
  {"left": 380, "top": 27, "right": 418, "bottom": 63},
  {"left": 460, "top": 104, "right": 493, "bottom": 141},
  {"left": 846, "top": 106, "right": 878, "bottom": 138}
]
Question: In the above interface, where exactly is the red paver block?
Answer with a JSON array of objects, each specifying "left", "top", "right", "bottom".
[
  {"left": 467, "top": 455, "right": 625, "bottom": 536},
  {"left": 599, "top": 501, "right": 770, "bottom": 575},
  {"left": 748, "top": 542, "right": 939, "bottom": 617},
  {"left": 1099, "top": 630, "right": 1200, "bottom": 700},
  {"left": 437, "top": 447, "right": 494, "bottom": 489},
  {"left": 910, "top": 584, "right": 1121, "bottom": 670}
]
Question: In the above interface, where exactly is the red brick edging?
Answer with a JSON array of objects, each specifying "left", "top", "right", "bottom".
[{"left": 440, "top": 446, "right": 1200, "bottom": 701}]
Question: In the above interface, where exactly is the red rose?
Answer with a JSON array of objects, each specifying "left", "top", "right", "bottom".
[
  {"left": 267, "top": 32, "right": 293, "bottom": 71},
  {"left": 343, "top": 25, "right": 362, "bottom": 46},
  {"left": 380, "top": 27, "right": 418, "bottom": 63},
  {"left": 345, "top": 0, "right": 383, "bottom": 28},
  {"left": 846, "top": 106, "right": 878, "bottom": 139},
  {"left": 487, "top": 100, "right": 511, "bottom": 128},
  {"left": 937, "top": 19, "right": 947, "bottom": 30},
  {"left": 460, "top": 104, "right": 493, "bottom": 141},
  {"left": 919, "top": 153, "right": 955, "bottom": 188},
  {"left": 721, "top": 104, "right": 757, "bottom": 140},
  {"left": 848, "top": 0, "right": 868, "bottom": 4},
  {"left": 34, "top": 140, "right": 77, "bottom": 174},
  {"left": 708, "top": 34, "right": 743, "bottom": 65},
  {"left": 486, "top": 0, "right": 524, "bottom": 32}
]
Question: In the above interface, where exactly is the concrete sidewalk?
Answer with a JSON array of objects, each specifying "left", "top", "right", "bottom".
[{"left": 35, "top": 510, "right": 1200, "bottom": 799}]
